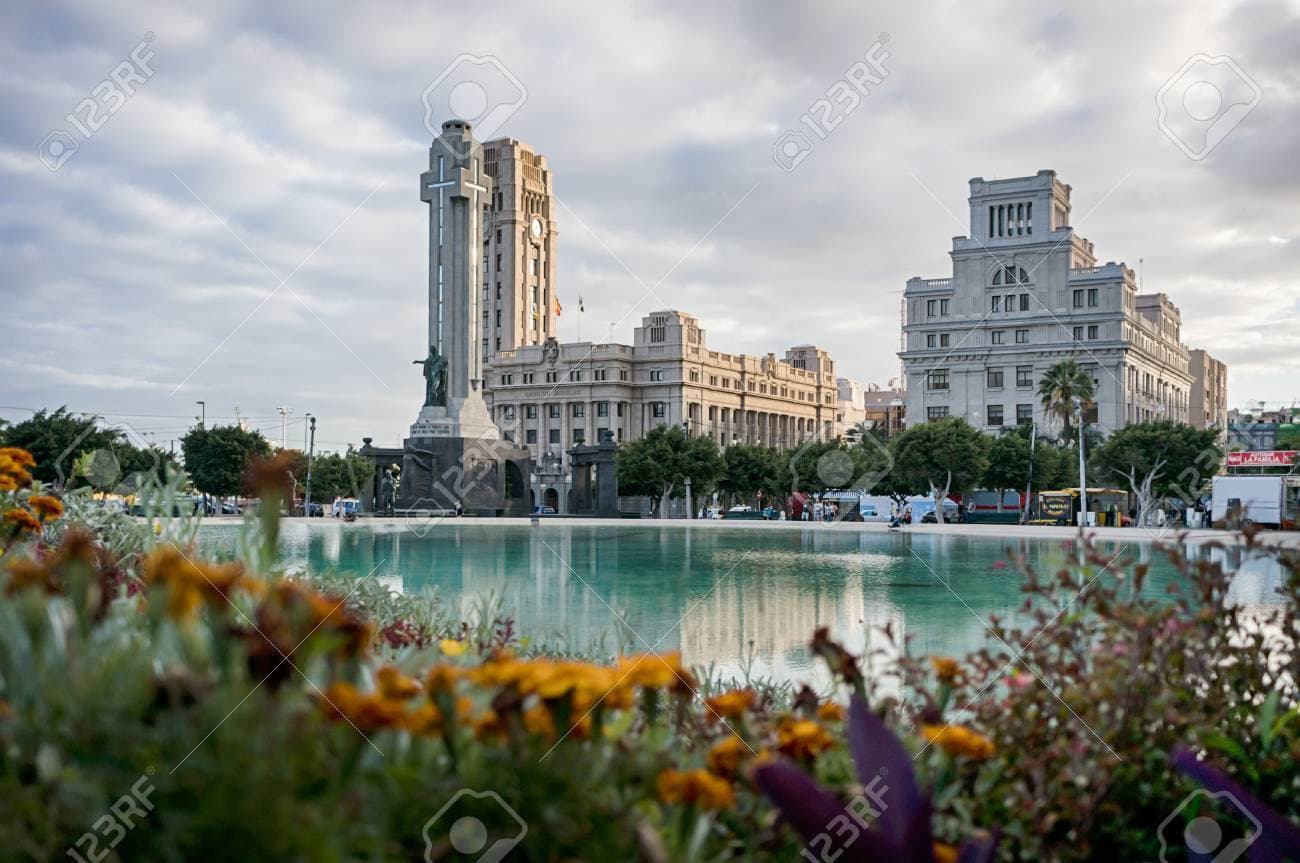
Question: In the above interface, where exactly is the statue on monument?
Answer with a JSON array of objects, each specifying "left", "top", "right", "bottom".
[
  {"left": 413, "top": 344, "right": 448, "bottom": 407},
  {"left": 380, "top": 469, "right": 396, "bottom": 516}
]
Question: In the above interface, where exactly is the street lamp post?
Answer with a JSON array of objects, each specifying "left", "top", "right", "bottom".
[
  {"left": 195, "top": 400, "right": 205, "bottom": 428},
  {"left": 276, "top": 406, "right": 293, "bottom": 450},
  {"left": 304, "top": 416, "right": 316, "bottom": 518},
  {"left": 1073, "top": 396, "right": 1088, "bottom": 527}
]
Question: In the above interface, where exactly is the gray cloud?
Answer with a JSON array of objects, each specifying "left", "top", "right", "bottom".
[{"left": 2, "top": 0, "right": 1298, "bottom": 449}]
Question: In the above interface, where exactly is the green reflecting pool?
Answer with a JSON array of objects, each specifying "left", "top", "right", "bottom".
[{"left": 197, "top": 522, "right": 1284, "bottom": 687}]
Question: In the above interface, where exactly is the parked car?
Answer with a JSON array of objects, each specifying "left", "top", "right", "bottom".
[
  {"left": 722, "top": 505, "right": 777, "bottom": 520},
  {"left": 304, "top": 502, "right": 324, "bottom": 517},
  {"left": 532, "top": 506, "right": 557, "bottom": 516}
]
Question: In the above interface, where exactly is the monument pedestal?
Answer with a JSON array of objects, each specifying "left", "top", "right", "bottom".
[{"left": 396, "top": 398, "right": 531, "bottom": 517}]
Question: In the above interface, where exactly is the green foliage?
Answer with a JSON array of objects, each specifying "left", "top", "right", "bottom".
[
  {"left": 616, "top": 426, "right": 721, "bottom": 512},
  {"left": 718, "top": 444, "right": 784, "bottom": 504},
  {"left": 889, "top": 417, "right": 990, "bottom": 503},
  {"left": 1093, "top": 421, "right": 1222, "bottom": 500},
  {"left": 983, "top": 433, "right": 1030, "bottom": 498},
  {"left": 1273, "top": 426, "right": 1300, "bottom": 451},
  {"left": 1037, "top": 360, "right": 1095, "bottom": 443},
  {"left": 0, "top": 407, "right": 176, "bottom": 490},
  {"left": 180, "top": 425, "right": 272, "bottom": 499},
  {"left": 300, "top": 451, "right": 372, "bottom": 502}
]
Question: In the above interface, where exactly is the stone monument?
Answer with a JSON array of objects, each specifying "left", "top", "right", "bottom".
[{"left": 395, "top": 120, "right": 531, "bottom": 516}]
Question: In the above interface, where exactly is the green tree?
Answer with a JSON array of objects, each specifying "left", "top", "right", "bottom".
[
  {"left": 1038, "top": 360, "right": 1095, "bottom": 444},
  {"left": 1092, "top": 421, "right": 1222, "bottom": 525},
  {"left": 890, "top": 417, "right": 990, "bottom": 523},
  {"left": 0, "top": 407, "right": 177, "bottom": 490},
  {"left": 984, "top": 433, "right": 1030, "bottom": 512},
  {"left": 719, "top": 445, "right": 782, "bottom": 508},
  {"left": 301, "top": 451, "right": 372, "bottom": 504},
  {"left": 1275, "top": 426, "right": 1300, "bottom": 451},
  {"left": 617, "top": 426, "right": 721, "bottom": 517},
  {"left": 181, "top": 425, "right": 272, "bottom": 502}
]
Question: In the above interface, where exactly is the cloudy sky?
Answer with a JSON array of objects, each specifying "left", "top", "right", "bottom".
[{"left": 2, "top": 0, "right": 1297, "bottom": 451}]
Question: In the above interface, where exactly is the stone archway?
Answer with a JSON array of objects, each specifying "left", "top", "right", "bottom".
[{"left": 544, "top": 487, "right": 559, "bottom": 511}]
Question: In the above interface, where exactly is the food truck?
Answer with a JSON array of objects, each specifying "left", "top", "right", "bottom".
[{"left": 1028, "top": 488, "right": 1129, "bottom": 527}]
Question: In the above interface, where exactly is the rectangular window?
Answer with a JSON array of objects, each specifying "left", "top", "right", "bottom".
[
  {"left": 927, "top": 406, "right": 949, "bottom": 421},
  {"left": 940, "top": 298, "right": 950, "bottom": 316},
  {"left": 495, "top": 309, "right": 502, "bottom": 327},
  {"left": 652, "top": 402, "right": 666, "bottom": 418},
  {"left": 1017, "top": 403, "right": 1033, "bottom": 424},
  {"left": 991, "top": 330, "right": 1005, "bottom": 345},
  {"left": 572, "top": 403, "right": 584, "bottom": 418},
  {"left": 649, "top": 369, "right": 664, "bottom": 382},
  {"left": 1016, "top": 365, "right": 1033, "bottom": 387},
  {"left": 1015, "top": 329, "right": 1029, "bottom": 344},
  {"left": 1004, "top": 294, "right": 1015, "bottom": 313},
  {"left": 526, "top": 429, "right": 537, "bottom": 444},
  {"left": 926, "top": 334, "right": 936, "bottom": 348},
  {"left": 525, "top": 404, "right": 537, "bottom": 419},
  {"left": 594, "top": 369, "right": 608, "bottom": 381},
  {"left": 502, "top": 405, "right": 515, "bottom": 420},
  {"left": 987, "top": 405, "right": 1004, "bottom": 426},
  {"left": 939, "top": 333, "right": 950, "bottom": 347},
  {"left": 619, "top": 370, "right": 629, "bottom": 381},
  {"left": 500, "top": 374, "right": 513, "bottom": 385},
  {"left": 1088, "top": 325, "right": 1099, "bottom": 340},
  {"left": 569, "top": 370, "right": 582, "bottom": 382},
  {"left": 927, "top": 299, "right": 937, "bottom": 317},
  {"left": 617, "top": 403, "right": 625, "bottom": 417},
  {"left": 530, "top": 258, "right": 538, "bottom": 276},
  {"left": 1073, "top": 289, "right": 1084, "bottom": 308},
  {"left": 1019, "top": 293, "right": 1029, "bottom": 311},
  {"left": 927, "top": 369, "right": 949, "bottom": 391},
  {"left": 548, "top": 429, "right": 560, "bottom": 444},
  {"left": 572, "top": 428, "right": 585, "bottom": 444},
  {"left": 991, "top": 295, "right": 1002, "bottom": 313},
  {"left": 522, "top": 373, "right": 534, "bottom": 384},
  {"left": 548, "top": 404, "right": 560, "bottom": 419},
  {"left": 988, "top": 368, "right": 1004, "bottom": 388},
  {"left": 1073, "top": 326, "right": 1084, "bottom": 341},
  {"left": 596, "top": 401, "right": 609, "bottom": 417},
  {"left": 495, "top": 254, "right": 501, "bottom": 271},
  {"left": 1087, "top": 288, "right": 1098, "bottom": 307},
  {"left": 545, "top": 371, "right": 559, "bottom": 383}
]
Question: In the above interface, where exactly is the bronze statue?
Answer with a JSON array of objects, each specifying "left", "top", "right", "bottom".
[
  {"left": 380, "top": 469, "right": 396, "bottom": 517},
  {"left": 413, "top": 345, "right": 448, "bottom": 407}
]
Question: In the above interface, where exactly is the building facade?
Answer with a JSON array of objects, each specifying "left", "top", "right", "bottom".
[
  {"left": 480, "top": 137, "right": 558, "bottom": 363},
  {"left": 835, "top": 377, "right": 868, "bottom": 439},
  {"left": 899, "top": 170, "right": 1194, "bottom": 434},
  {"left": 1189, "top": 348, "right": 1228, "bottom": 430},
  {"left": 863, "top": 386, "right": 906, "bottom": 437},
  {"left": 484, "top": 310, "right": 838, "bottom": 470}
]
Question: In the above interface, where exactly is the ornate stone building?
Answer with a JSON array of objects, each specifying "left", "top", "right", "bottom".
[
  {"left": 484, "top": 310, "right": 838, "bottom": 470},
  {"left": 480, "top": 137, "right": 557, "bottom": 363},
  {"left": 899, "top": 170, "right": 1196, "bottom": 434}
]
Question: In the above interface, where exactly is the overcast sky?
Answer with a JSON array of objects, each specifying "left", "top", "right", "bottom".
[{"left": 2, "top": 1, "right": 1297, "bottom": 451}]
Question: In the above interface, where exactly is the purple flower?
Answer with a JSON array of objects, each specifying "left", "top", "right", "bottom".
[{"left": 755, "top": 695, "right": 996, "bottom": 862}]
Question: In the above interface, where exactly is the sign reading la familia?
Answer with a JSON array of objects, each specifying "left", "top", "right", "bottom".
[{"left": 1226, "top": 450, "right": 1299, "bottom": 468}]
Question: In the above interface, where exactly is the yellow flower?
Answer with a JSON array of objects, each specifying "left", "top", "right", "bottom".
[
  {"left": 705, "top": 689, "right": 757, "bottom": 720},
  {"left": 439, "top": 638, "right": 467, "bottom": 656},
  {"left": 706, "top": 735, "right": 751, "bottom": 778},
  {"left": 933, "top": 842, "right": 960, "bottom": 863},
  {"left": 522, "top": 704, "right": 556, "bottom": 739},
  {"left": 920, "top": 723, "right": 995, "bottom": 760},
  {"left": 616, "top": 652, "right": 696, "bottom": 694},
  {"left": 930, "top": 657, "right": 964, "bottom": 686},
  {"left": 656, "top": 769, "right": 735, "bottom": 811},
  {"left": 0, "top": 449, "right": 35, "bottom": 491},
  {"left": 25, "top": 495, "right": 63, "bottom": 522},
  {"left": 376, "top": 666, "right": 422, "bottom": 700},
  {"left": 424, "top": 664, "right": 461, "bottom": 694},
  {"left": 776, "top": 717, "right": 836, "bottom": 760},
  {"left": 474, "top": 709, "right": 508, "bottom": 741},
  {"left": 141, "top": 545, "right": 249, "bottom": 619},
  {"left": 817, "top": 701, "right": 845, "bottom": 723},
  {"left": 3, "top": 508, "right": 41, "bottom": 533}
]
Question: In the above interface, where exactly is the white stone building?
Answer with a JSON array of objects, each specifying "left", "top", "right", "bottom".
[{"left": 899, "top": 170, "right": 1194, "bottom": 434}]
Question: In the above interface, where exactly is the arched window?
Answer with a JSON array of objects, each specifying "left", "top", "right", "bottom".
[
  {"left": 992, "top": 269, "right": 1003, "bottom": 286},
  {"left": 1018, "top": 267, "right": 1029, "bottom": 284}
]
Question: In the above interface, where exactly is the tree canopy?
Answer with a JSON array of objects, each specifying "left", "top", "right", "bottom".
[
  {"left": 181, "top": 425, "right": 272, "bottom": 499},
  {"left": 1092, "top": 421, "right": 1222, "bottom": 522},
  {"left": 890, "top": 417, "right": 989, "bottom": 521},
  {"left": 617, "top": 426, "right": 721, "bottom": 516},
  {"left": 0, "top": 407, "right": 177, "bottom": 490}
]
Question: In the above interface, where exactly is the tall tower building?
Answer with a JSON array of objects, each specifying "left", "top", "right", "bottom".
[{"left": 481, "top": 138, "right": 558, "bottom": 363}]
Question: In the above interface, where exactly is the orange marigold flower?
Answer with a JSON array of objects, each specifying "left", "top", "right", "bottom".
[
  {"left": 26, "top": 495, "right": 64, "bottom": 522},
  {"left": 920, "top": 723, "right": 995, "bottom": 760},
  {"left": 705, "top": 689, "right": 757, "bottom": 720},
  {"left": 142, "top": 544, "right": 250, "bottom": 619},
  {"left": 776, "top": 717, "right": 837, "bottom": 761},
  {"left": 930, "top": 657, "right": 964, "bottom": 686},
  {"left": 933, "top": 842, "right": 960, "bottom": 863},
  {"left": 5, "top": 556, "right": 58, "bottom": 595},
  {"left": 317, "top": 681, "right": 408, "bottom": 733},
  {"left": 522, "top": 704, "right": 556, "bottom": 739},
  {"left": 817, "top": 701, "right": 846, "bottom": 723},
  {"left": 0, "top": 449, "right": 34, "bottom": 490},
  {"left": 399, "top": 703, "right": 443, "bottom": 736},
  {"left": 474, "top": 709, "right": 508, "bottom": 741},
  {"left": 3, "top": 508, "right": 41, "bottom": 533},
  {"left": 656, "top": 769, "right": 735, "bottom": 811},
  {"left": 706, "top": 735, "right": 751, "bottom": 777},
  {"left": 376, "top": 665, "right": 422, "bottom": 700},
  {"left": 0, "top": 448, "right": 35, "bottom": 468},
  {"left": 425, "top": 664, "right": 462, "bottom": 694}
]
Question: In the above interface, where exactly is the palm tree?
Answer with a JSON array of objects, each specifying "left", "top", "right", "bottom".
[{"left": 1037, "top": 359, "right": 1095, "bottom": 444}]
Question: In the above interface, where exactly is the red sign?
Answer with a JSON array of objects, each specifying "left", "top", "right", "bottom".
[{"left": 1227, "top": 450, "right": 1299, "bottom": 468}]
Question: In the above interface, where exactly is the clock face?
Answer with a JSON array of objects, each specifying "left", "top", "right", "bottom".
[{"left": 530, "top": 218, "right": 543, "bottom": 238}]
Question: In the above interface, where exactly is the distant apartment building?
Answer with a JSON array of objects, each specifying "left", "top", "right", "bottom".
[
  {"left": 835, "top": 377, "right": 868, "bottom": 438},
  {"left": 863, "top": 386, "right": 906, "bottom": 437},
  {"left": 899, "top": 170, "right": 1194, "bottom": 434},
  {"left": 484, "top": 310, "right": 838, "bottom": 470},
  {"left": 1189, "top": 349, "right": 1228, "bottom": 430}
]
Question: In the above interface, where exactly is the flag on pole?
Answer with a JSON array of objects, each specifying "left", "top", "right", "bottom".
[
  {"left": 578, "top": 295, "right": 585, "bottom": 313},
  {"left": 555, "top": 296, "right": 563, "bottom": 316}
]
